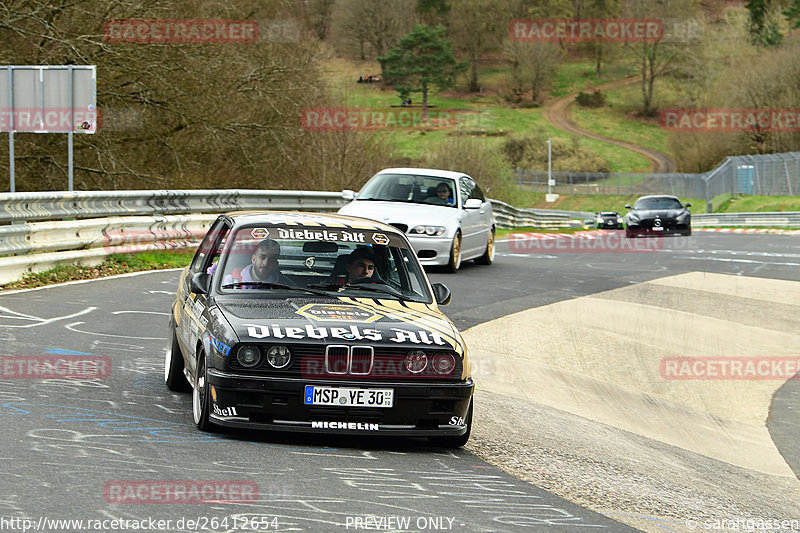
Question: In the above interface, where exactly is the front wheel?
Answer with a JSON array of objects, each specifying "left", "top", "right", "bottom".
[
  {"left": 165, "top": 324, "right": 191, "bottom": 392},
  {"left": 192, "top": 351, "right": 215, "bottom": 431},
  {"left": 430, "top": 398, "right": 473, "bottom": 448},
  {"left": 445, "top": 232, "right": 462, "bottom": 273},
  {"left": 474, "top": 229, "right": 495, "bottom": 265}
]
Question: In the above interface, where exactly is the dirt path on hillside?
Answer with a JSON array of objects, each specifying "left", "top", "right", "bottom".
[{"left": 544, "top": 75, "right": 677, "bottom": 173}]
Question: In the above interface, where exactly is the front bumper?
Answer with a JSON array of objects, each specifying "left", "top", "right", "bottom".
[
  {"left": 407, "top": 235, "right": 454, "bottom": 266},
  {"left": 626, "top": 221, "right": 691, "bottom": 236},
  {"left": 206, "top": 369, "right": 474, "bottom": 436}
]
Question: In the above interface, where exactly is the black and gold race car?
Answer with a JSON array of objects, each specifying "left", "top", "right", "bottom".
[{"left": 165, "top": 212, "right": 473, "bottom": 446}]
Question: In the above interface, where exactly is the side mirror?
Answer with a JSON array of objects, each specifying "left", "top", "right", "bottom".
[
  {"left": 624, "top": 204, "right": 632, "bottom": 209},
  {"left": 685, "top": 202, "right": 692, "bottom": 208},
  {"left": 464, "top": 198, "right": 482, "bottom": 210},
  {"left": 431, "top": 282, "right": 452, "bottom": 305},
  {"left": 342, "top": 189, "right": 356, "bottom": 201},
  {"left": 191, "top": 272, "right": 211, "bottom": 295}
]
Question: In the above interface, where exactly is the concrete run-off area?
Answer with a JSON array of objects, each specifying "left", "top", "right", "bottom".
[{"left": 463, "top": 272, "right": 800, "bottom": 532}]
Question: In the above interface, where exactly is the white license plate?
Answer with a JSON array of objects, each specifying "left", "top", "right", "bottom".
[
  {"left": 652, "top": 226, "right": 664, "bottom": 231},
  {"left": 304, "top": 386, "right": 393, "bottom": 408}
]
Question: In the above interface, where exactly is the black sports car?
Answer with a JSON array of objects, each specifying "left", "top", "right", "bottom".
[
  {"left": 595, "top": 211, "right": 625, "bottom": 229},
  {"left": 624, "top": 195, "right": 692, "bottom": 237},
  {"left": 166, "top": 211, "right": 473, "bottom": 447}
]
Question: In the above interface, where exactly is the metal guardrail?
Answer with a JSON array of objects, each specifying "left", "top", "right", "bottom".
[
  {"left": 0, "top": 189, "right": 348, "bottom": 223},
  {"left": 488, "top": 199, "right": 592, "bottom": 229},
  {"left": 692, "top": 212, "right": 800, "bottom": 228},
  {"left": 0, "top": 189, "right": 798, "bottom": 286},
  {"left": 0, "top": 190, "right": 348, "bottom": 285}
]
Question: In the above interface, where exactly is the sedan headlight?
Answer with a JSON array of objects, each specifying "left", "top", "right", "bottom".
[
  {"left": 617, "top": 217, "right": 624, "bottom": 224},
  {"left": 403, "top": 350, "right": 428, "bottom": 373},
  {"left": 410, "top": 225, "right": 446, "bottom": 236},
  {"left": 627, "top": 213, "right": 640, "bottom": 223},
  {"left": 236, "top": 345, "right": 262, "bottom": 368},
  {"left": 266, "top": 345, "right": 292, "bottom": 369},
  {"left": 676, "top": 211, "right": 690, "bottom": 221}
]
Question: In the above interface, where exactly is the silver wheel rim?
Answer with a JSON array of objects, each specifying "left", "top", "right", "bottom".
[{"left": 192, "top": 361, "right": 204, "bottom": 424}]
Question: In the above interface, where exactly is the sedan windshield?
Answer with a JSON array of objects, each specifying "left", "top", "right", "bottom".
[
  {"left": 634, "top": 197, "right": 684, "bottom": 210},
  {"left": 215, "top": 225, "right": 432, "bottom": 303},
  {"left": 357, "top": 173, "right": 458, "bottom": 207}
]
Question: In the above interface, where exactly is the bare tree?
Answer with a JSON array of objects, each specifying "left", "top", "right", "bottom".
[
  {"left": 334, "top": 0, "right": 415, "bottom": 62},
  {"left": 449, "top": 0, "right": 509, "bottom": 92},
  {"left": 0, "top": 0, "right": 392, "bottom": 191},
  {"left": 503, "top": 40, "right": 563, "bottom": 104}
]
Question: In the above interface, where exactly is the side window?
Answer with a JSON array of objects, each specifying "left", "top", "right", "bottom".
[
  {"left": 459, "top": 177, "right": 476, "bottom": 206},
  {"left": 469, "top": 183, "right": 485, "bottom": 202},
  {"left": 189, "top": 218, "right": 231, "bottom": 274}
]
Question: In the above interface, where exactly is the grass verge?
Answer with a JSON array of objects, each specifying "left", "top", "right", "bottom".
[{"left": 2, "top": 249, "right": 195, "bottom": 291}]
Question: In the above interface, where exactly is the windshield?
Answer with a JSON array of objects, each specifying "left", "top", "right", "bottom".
[
  {"left": 356, "top": 173, "right": 458, "bottom": 207},
  {"left": 215, "top": 225, "right": 432, "bottom": 303},
  {"left": 634, "top": 197, "right": 684, "bottom": 210}
]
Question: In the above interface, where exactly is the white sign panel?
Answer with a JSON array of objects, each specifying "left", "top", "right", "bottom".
[{"left": 0, "top": 66, "right": 97, "bottom": 133}]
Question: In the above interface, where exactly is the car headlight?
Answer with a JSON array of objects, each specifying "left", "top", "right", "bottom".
[
  {"left": 431, "top": 352, "right": 456, "bottom": 375},
  {"left": 627, "top": 213, "right": 640, "bottom": 223},
  {"left": 676, "top": 211, "right": 689, "bottom": 221},
  {"left": 236, "top": 345, "right": 262, "bottom": 368},
  {"left": 410, "top": 225, "right": 446, "bottom": 236},
  {"left": 403, "top": 350, "right": 428, "bottom": 373},
  {"left": 617, "top": 217, "right": 624, "bottom": 224},
  {"left": 266, "top": 345, "right": 292, "bottom": 369}
]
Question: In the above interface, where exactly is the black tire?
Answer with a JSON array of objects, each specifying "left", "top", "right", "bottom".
[
  {"left": 625, "top": 230, "right": 635, "bottom": 239},
  {"left": 445, "top": 232, "right": 462, "bottom": 273},
  {"left": 474, "top": 229, "right": 495, "bottom": 265},
  {"left": 165, "top": 323, "right": 191, "bottom": 392},
  {"left": 429, "top": 398, "right": 473, "bottom": 448},
  {"left": 192, "top": 351, "right": 215, "bottom": 431}
]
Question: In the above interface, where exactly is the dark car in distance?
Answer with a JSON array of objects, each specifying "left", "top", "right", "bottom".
[
  {"left": 595, "top": 211, "right": 625, "bottom": 230},
  {"left": 165, "top": 211, "right": 474, "bottom": 447},
  {"left": 624, "top": 195, "right": 692, "bottom": 238}
]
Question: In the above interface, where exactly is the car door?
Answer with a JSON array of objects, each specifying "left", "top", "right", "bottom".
[
  {"left": 458, "top": 176, "right": 484, "bottom": 258},
  {"left": 177, "top": 217, "right": 231, "bottom": 373}
]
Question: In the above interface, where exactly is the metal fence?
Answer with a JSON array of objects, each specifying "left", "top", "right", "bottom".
[{"left": 515, "top": 152, "right": 800, "bottom": 211}]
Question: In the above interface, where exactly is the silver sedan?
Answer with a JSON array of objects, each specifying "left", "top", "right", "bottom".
[{"left": 338, "top": 168, "right": 495, "bottom": 272}]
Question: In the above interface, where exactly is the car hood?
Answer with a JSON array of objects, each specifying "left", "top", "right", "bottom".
[
  {"left": 215, "top": 296, "right": 464, "bottom": 352},
  {"left": 338, "top": 200, "right": 459, "bottom": 227}
]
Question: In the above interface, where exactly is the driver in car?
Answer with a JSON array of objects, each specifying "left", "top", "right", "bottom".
[
  {"left": 436, "top": 183, "right": 456, "bottom": 205},
  {"left": 223, "top": 238, "right": 293, "bottom": 287}
]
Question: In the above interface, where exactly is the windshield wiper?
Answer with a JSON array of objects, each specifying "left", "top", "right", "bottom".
[
  {"left": 220, "top": 282, "right": 330, "bottom": 297},
  {"left": 308, "top": 282, "right": 411, "bottom": 301}
]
